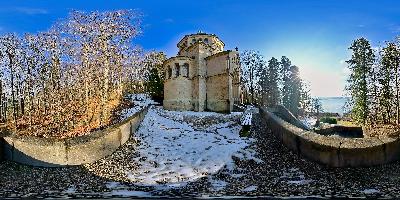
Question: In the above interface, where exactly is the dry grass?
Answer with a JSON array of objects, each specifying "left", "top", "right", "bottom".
[
  {"left": 12, "top": 93, "right": 133, "bottom": 139},
  {"left": 364, "top": 124, "right": 400, "bottom": 138},
  {"left": 337, "top": 120, "right": 359, "bottom": 127}
]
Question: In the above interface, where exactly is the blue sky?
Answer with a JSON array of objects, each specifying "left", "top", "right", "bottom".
[{"left": 1, "top": 0, "right": 400, "bottom": 97}]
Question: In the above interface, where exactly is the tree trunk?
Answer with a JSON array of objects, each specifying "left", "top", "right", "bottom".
[
  {"left": 8, "top": 52, "right": 17, "bottom": 127},
  {"left": 396, "top": 67, "right": 399, "bottom": 124},
  {"left": 250, "top": 66, "right": 254, "bottom": 104}
]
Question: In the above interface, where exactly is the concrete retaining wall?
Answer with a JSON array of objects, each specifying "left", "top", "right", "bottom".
[
  {"left": 0, "top": 106, "right": 149, "bottom": 167},
  {"left": 260, "top": 107, "right": 400, "bottom": 167},
  {"left": 0, "top": 138, "right": 3, "bottom": 161},
  {"left": 315, "top": 125, "right": 363, "bottom": 138}
]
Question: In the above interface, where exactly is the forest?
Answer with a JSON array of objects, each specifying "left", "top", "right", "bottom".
[
  {"left": 240, "top": 50, "right": 314, "bottom": 117},
  {"left": 346, "top": 37, "right": 400, "bottom": 126},
  {"left": 0, "top": 10, "right": 165, "bottom": 138},
  {"left": 0, "top": 10, "right": 319, "bottom": 138}
]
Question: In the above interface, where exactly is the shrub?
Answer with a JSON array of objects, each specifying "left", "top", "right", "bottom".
[
  {"left": 320, "top": 117, "right": 337, "bottom": 124},
  {"left": 146, "top": 68, "right": 164, "bottom": 103},
  {"left": 240, "top": 125, "right": 251, "bottom": 137}
]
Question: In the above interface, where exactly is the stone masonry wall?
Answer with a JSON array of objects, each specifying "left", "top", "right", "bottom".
[
  {"left": 163, "top": 33, "right": 239, "bottom": 113},
  {"left": 260, "top": 107, "right": 400, "bottom": 167},
  {"left": 0, "top": 106, "right": 149, "bottom": 167},
  {"left": 206, "top": 52, "right": 230, "bottom": 112},
  {"left": 163, "top": 56, "right": 195, "bottom": 111}
]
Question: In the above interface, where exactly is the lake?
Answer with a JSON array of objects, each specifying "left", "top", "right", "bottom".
[{"left": 318, "top": 97, "right": 350, "bottom": 116}]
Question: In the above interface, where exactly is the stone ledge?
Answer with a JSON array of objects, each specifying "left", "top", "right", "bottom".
[
  {"left": 260, "top": 107, "right": 400, "bottom": 167},
  {"left": 0, "top": 106, "right": 149, "bottom": 167}
]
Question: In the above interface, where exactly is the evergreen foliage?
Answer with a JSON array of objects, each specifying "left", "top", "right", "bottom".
[
  {"left": 381, "top": 42, "right": 400, "bottom": 124},
  {"left": 146, "top": 68, "right": 164, "bottom": 102},
  {"left": 280, "top": 56, "right": 292, "bottom": 108},
  {"left": 265, "top": 57, "right": 280, "bottom": 107},
  {"left": 346, "top": 38, "right": 375, "bottom": 124},
  {"left": 320, "top": 117, "right": 337, "bottom": 124},
  {"left": 287, "top": 65, "right": 302, "bottom": 116},
  {"left": 240, "top": 51, "right": 310, "bottom": 117}
]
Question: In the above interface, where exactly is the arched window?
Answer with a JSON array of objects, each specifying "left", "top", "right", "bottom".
[
  {"left": 183, "top": 63, "right": 189, "bottom": 77},
  {"left": 175, "top": 63, "right": 180, "bottom": 77},
  {"left": 204, "top": 38, "right": 209, "bottom": 44},
  {"left": 192, "top": 39, "right": 196, "bottom": 43},
  {"left": 198, "top": 38, "right": 202, "bottom": 42},
  {"left": 167, "top": 66, "right": 172, "bottom": 78}
]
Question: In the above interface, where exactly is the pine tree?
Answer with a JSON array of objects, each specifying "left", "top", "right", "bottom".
[
  {"left": 380, "top": 42, "right": 400, "bottom": 124},
  {"left": 265, "top": 57, "right": 280, "bottom": 107},
  {"left": 299, "top": 81, "right": 312, "bottom": 116},
  {"left": 311, "top": 98, "right": 324, "bottom": 116},
  {"left": 280, "top": 56, "right": 291, "bottom": 108},
  {"left": 256, "top": 59, "right": 267, "bottom": 106},
  {"left": 346, "top": 38, "right": 375, "bottom": 124},
  {"left": 287, "top": 65, "right": 302, "bottom": 117},
  {"left": 146, "top": 68, "right": 164, "bottom": 102},
  {"left": 369, "top": 46, "right": 381, "bottom": 124}
]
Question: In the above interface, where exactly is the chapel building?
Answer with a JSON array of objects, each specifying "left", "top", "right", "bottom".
[{"left": 163, "top": 32, "right": 241, "bottom": 112}]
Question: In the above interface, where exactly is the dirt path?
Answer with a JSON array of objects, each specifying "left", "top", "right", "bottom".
[{"left": 1, "top": 110, "right": 400, "bottom": 198}]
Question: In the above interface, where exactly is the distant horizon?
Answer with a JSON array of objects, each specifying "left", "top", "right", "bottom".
[{"left": 317, "top": 96, "right": 350, "bottom": 98}]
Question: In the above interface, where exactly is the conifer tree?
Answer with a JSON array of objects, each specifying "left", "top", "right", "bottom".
[
  {"left": 144, "top": 52, "right": 166, "bottom": 102},
  {"left": 146, "top": 68, "right": 163, "bottom": 102},
  {"left": 381, "top": 42, "right": 400, "bottom": 124},
  {"left": 299, "top": 81, "right": 312, "bottom": 116},
  {"left": 280, "top": 56, "right": 291, "bottom": 108},
  {"left": 256, "top": 59, "right": 268, "bottom": 106},
  {"left": 265, "top": 57, "right": 280, "bottom": 107},
  {"left": 346, "top": 38, "right": 375, "bottom": 124},
  {"left": 287, "top": 65, "right": 302, "bottom": 116}
]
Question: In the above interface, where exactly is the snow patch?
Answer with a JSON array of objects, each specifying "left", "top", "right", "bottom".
[
  {"left": 231, "top": 173, "right": 245, "bottom": 178},
  {"left": 126, "top": 106, "right": 257, "bottom": 188},
  {"left": 361, "top": 188, "right": 380, "bottom": 194},
  {"left": 120, "top": 93, "right": 157, "bottom": 121},
  {"left": 233, "top": 148, "right": 264, "bottom": 164},
  {"left": 241, "top": 185, "right": 257, "bottom": 192},
  {"left": 63, "top": 186, "right": 76, "bottom": 194},
  {"left": 280, "top": 168, "right": 313, "bottom": 185},
  {"left": 108, "top": 190, "right": 153, "bottom": 197},
  {"left": 106, "top": 182, "right": 121, "bottom": 189},
  {"left": 210, "top": 178, "right": 228, "bottom": 191},
  {"left": 287, "top": 179, "right": 313, "bottom": 185},
  {"left": 299, "top": 117, "right": 317, "bottom": 129}
]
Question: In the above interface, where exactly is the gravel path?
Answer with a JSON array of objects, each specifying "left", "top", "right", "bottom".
[{"left": 1, "top": 112, "right": 400, "bottom": 198}]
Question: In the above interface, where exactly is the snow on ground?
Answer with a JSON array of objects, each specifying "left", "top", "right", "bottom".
[
  {"left": 209, "top": 178, "right": 228, "bottom": 191},
  {"left": 105, "top": 181, "right": 154, "bottom": 198},
  {"left": 126, "top": 106, "right": 258, "bottom": 188},
  {"left": 241, "top": 185, "right": 258, "bottom": 192},
  {"left": 280, "top": 168, "right": 313, "bottom": 185},
  {"left": 299, "top": 117, "right": 317, "bottom": 129},
  {"left": 107, "top": 190, "right": 153, "bottom": 198},
  {"left": 361, "top": 189, "right": 380, "bottom": 194},
  {"left": 63, "top": 186, "right": 76, "bottom": 194},
  {"left": 120, "top": 93, "right": 157, "bottom": 121}
]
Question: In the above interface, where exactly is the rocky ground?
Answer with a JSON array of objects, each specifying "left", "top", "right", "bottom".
[{"left": 1, "top": 108, "right": 400, "bottom": 198}]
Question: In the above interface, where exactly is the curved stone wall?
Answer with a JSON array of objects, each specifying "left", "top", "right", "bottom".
[
  {"left": 0, "top": 106, "right": 149, "bottom": 167},
  {"left": 0, "top": 138, "right": 3, "bottom": 161},
  {"left": 260, "top": 107, "right": 400, "bottom": 167}
]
